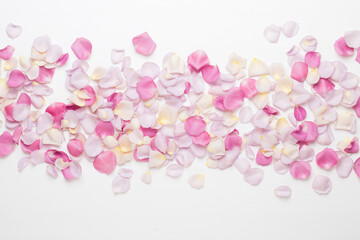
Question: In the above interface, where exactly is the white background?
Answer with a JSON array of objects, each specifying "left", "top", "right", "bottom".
[{"left": 1, "top": 0, "right": 360, "bottom": 239}]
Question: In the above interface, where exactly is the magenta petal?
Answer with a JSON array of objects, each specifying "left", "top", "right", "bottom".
[
  {"left": 93, "top": 151, "right": 117, "bottom": 174},
  {"left": 17, "top": 93, "right": 31, "bottom": 105},
  {"left": 353, "top": 97, "right": 360, "bottom": 117},
  {"left": 290, "top": 161, "right": 311, "bottom": 179},
  {"left": 136, "top": 76, "right": 157, "bottom": 100},
  {"left": 67, "top": 139, "right": 84, "bottom": 157},
  {"left": 184, "top": 116, "right": 206, "bottom": 137},
  {"left": 304, "top": 52, "right": 321, "bottom": 68},
  {"left": 291, "top": 62, "right": 308, "bottom": 82},
  {"left": 294, "top": 106, "right": 307, "bottom": 121},
  {"left": 223, "top": 87, "right": 244, "bottom": 111},
  {"left": 344, "top": 137, "right": 359, "bottom": 153},
  {"left": 255, "top": 150, "right": 272, "bottom": 166},
  {"left": 192, "top": 131, "right": 211, "bottom": 146},
  {"left": 0, "top": 131, "right": 16, "bottom": 157},
  {"left": 71, "top": 37, "right": 92, "bottom": 60},
  {"left": 313, "top": 78, "right": 335, "bottom": 98},
  {"left": 7, "top": 70, "right": 25, "bottom": 88},
  {"left": 312, "top": 175, "right": 332, "bottom": 195},
  {"left": 240, "top": 78, "right": 257, "bottom": 99},
  {"left": 354, "top": 157, "right": 360, "bottom": 177},
  {"left": 0, "top": 45, "right": 15, "bottom": 60},
  {"left": 187, "top": 50, "right": 210, "bottom": 71},
  {"left": 95, "top": 121, "right": 114, "bottom": 139},
  {"left": 291, "top": 121, "right": 318, "bottom": 144},
  {"left": 132, "top": 32, "right": 156, "bottom": 56},
  {"left": 45, "top": 102, "right": 66, "bottom": 128},
  {"left": 201, "top": 65, "right": 220, "bottom": 84},
  {"left": 56, "top": 53, "right": 69, "bottom": 66},
  {"left": 316, "top": 148, "right": 338, "bottom": 170},
  {"left": 334, "top": 37, "right": 354, "bottom": 56},
  {"left": 20, "top": 140, "right": 40, "bottom": 154}
]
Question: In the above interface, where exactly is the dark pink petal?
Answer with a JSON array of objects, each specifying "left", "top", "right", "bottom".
[
  {"left": 263, "top": 105, "right": 279, "bottom": 116},
  {"left": 291, "top": 121, "right": 318, "bottom": 144},
  {"left": 353, "top": 96, "right": 360, "bottom": 117},
  {"left": 184, "top": 82, "right": 191, "bottom": 94},
  {"left": 136, "top": 76, "right": 157, "bottom": 100},
  {"left": 240, "top": 78, "right": 257, "bottom": 99},
  {"left": 255, "top": 150, "right": 272, "bottom": 166},
  {"left": 20, "top": 140, "right": 40, "bottom": 154},
  {"left": 93, "top": 151, "right": 117, "bottom": 174},
  {"left": 95, "top": 121, "right": 114, "bottom": 139},
  {"left": 71, "top": 37, "right": 92, "bottom": 60},
  {"left": 290, "top": 161, "right": 311, "bottom": 179},
  {"left": 12, "top": 126, "right": 22, "bottom": 144},
  {"left": 223, "top": 87, "right": 244, "bottom": 111},
  {"left": 17, "top": 93, "right": 31, "bottom": 105},
  {"left": 56, "top": 53, "right": 69, "bottom": 66},
  {"left": 201, "top": 65, "right": 219, "bottom": 84},
  {"left": 7, "top": 70, "right": 25, "bottom": 88},
  {"left": 192, "top": 131, "right": 211, "bottom": 146},
  {"left": 344, "top": 137, "right": 359, "bottom": 153},
  {"left": 45, "top": 149, "right": 71, "bottom": 165},
  {"left": 4, "top": 104, "right": 15, "bottom": 122},
  {"left": 132, "top": 32, "right": 156, "bottom": 56},
  {"left": 67, "top": 139, "right": 84, "bottom": 157},
  {"left": 225, "top": 133, "right": 242, "bottom": 150},
  {"left": 312, "top": 175, "right": 332, "bottom": 194},
  {"left": 304, "top": 52, "right": 321, "bottom": 68},
  {"left": 140, "top": 127, "right": 157, "bottom": 138},
  {"left": 213, "top": 96, "right": 226, "bottom": 111},
  {"left": 0, "top": 45, "right": 15, "bottom": 60},
  {"left": 334, "top": 37, "right": 354, "bottom": 56},
  {"left": 354, "top": 157, "right": 360, "bottom": 177},
  {"left": 0, "top": 131, "right": 16, "bottom": 157},
  {"left": 313, "top": 78, "right": 335, "bottom": 98},
  {"left": 291, "top": 62, "right": 308, "bottom": 82},
  {"left": 316, "top": 148, "right": 338, "bottom": 170},
  {"left": 45, "top": 102, "right": 66, "bottom": 128},
  {"left": 244, "top": 168, "right": 264, "bottom": 186},
  {"left": 294, "top": 106, "right": 307, "bottom": 121},
  {"left": 34, "top": 67, "right": 55, "bottom": 83},
  {"left": 184, "top": 116, "right": 206, "bottom": 137},
  {"left": 356, "top": 48, "right": 360, "bottom": 64},
  {"left": 187, "top": 50, "right": 210, "bottom": 71}
]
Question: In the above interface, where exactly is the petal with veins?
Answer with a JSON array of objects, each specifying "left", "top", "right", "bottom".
[
  {"left": 8, "top": 70, "right": 25, "bottom": 88},
  {"left": 336, "top": 156, "right": 353, "bottom": 178},
  {"left": 316, "top": 148, "right": 338, "bottom": 170},
  {"left": 93, "top": 151, "right": 117, "bottom": 174}
]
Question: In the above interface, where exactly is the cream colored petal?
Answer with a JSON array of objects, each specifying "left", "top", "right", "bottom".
[
  {"left": 118, "top": 134, "right": 133, "bottom": 153},
  {"left": 275, "top": 76, "right": 293, "bottom": 94},
  {"left": 188, "top": 173, "right": 205, "bottom": 189},
  {"left": 68, "top": 93, "right": 86, "bottom": 107},
  {"left": 141, "top": 171, "right": 152, "bottom": 184},
  {"left": 90, "top": 67, "right": 108, "bottom": 80},
  {"left": 114, "top": 101, "right": 134, "bottom": 121},
  {"left": 42, "top": 128, "right": 63, "bottom": 146},
  {"left": 282, "top": 143, "right": 299, "bottom": 159},
  {"left": 206, "top": 158, "right": 218, "bottom": 168},
  {"left": 270, "top": 63, "right": 285, "bottom": 80},
  {"left": 3, "top": 57, "right": 17, "bottom": 71},
  {"left": 103, "top": 136, "right": 119, "bottom": 148},
  {"left": 222, "top": 112, "right": 239, "bottom": 127},
  {"left": 255, "top": 75, "right": 272, "bottom": 93},
  {"left": 195, "top": 93, "right": 213, "bottom": 112},
  {"left": 226, "top": 52, "right": 246, "bottom": 75},
  {"left": 248, "top": 58, "right": 270, "bottom": 77},
  {"left": 112, "top": 148, "right": 132, "bottom": 165},
  {"left": 0, "top": 78, "right": 9, "bottom": 98},
  {"left": 166, "top": 54, "right": 185, "bottom": 74},
  {"left": 252, "top": 93, "right": 269, "bottom": 109},
  {"left": 335, "top": 111, "right": 356, "bottom": 133},
  {"left": 337, "top": 137, "right": 352, "bottom": 152},
  {"left": 128, "top": 128, "right": 144, "bottom": 145},
  {"left": 55, "top": 158, "right": 70, "bottom": 170},
  {"left": 148, "top": 150, "right": 166, "bottom": 168},
  {"left": 207, "top": 138, "right": 225, "bottom": 156},
  {"left": 306, "top": 68, "right": 320, "bottom": 85},
  {"left": 158, "top": 104, "right": 178, "bottom": 125},
  {"left": 19, "top": 56, "right": 32, "bottom": 71}
]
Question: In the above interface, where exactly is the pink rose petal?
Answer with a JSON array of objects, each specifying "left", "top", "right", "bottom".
[
  {"left": 334, "top": 37, "right": 354, "bottom": 56},
  {"left": 294, "top": 106, "right": 307, "bottom": 121},
  {"left": 316, "top": 148, "right": 338, "bottom": 170},
  {"left": 7, "top": 70, "right": 25, "bottom": 88},
  {"left": 166, "top": 164, "right": 184, "bottom": 177},
  {"left": 71, "top": 37, "right": 92, "bottom": 60},
  {"left": 192, "top": 131, "right": 211, "bottom": 146},
  {"left": 312, "top": 175, "right": 332, "bottom": 195},
  {"left": 336, "top": 156, "right": 353, "bottom": 178},
  {"left": 291, "top": 62, "right": 308, "bottom": 82},
  {"left": 356, "top": 48, "right": 360, "bottom": 64},
  {"left": 184, "top": 116, "right": 206, "bottom": 137},
  {"left": 187, "top": 50, "right": 210, "bottom": 71},
  {"left": 282, "top": 21, "right": 299, "bottom": 38},
  {"left": 112, "top": 176, "right": 130, "bottom": 194},
  {"left": 93, "top": 151, "right": 117, "bottom": 174},
  {"left": 6, "top": 23, "right": 22, "bottom": 39},
  {"left": 0, "top": 45, "right": 15, "bottom": 60},
  {"left": 95, "top": 121, "right": 114, "bottom": 139},
  {"left": 354, "top": 157, "right": 360, "bottom": 177},
  {"left": 0, "top": 131, "right": 16, "bottom": 157},
  {"left": 223, "top": 87, "right": 244, "bottom": 111},
  {"left": 344, "top": 137, "right": 359, "bottom": 154},
  {"left": 84, "top": 134, "right": 103, "bottom": 157},
  {"left": 244, "top": 168, "right": 264, "bottom": 186},
  {"left": 132, "top": 32, "right": 157, "bottom": 56},
  {"left": 67, "top": 139, "right": 84, "bottom": 157},
  {"left": 274, "top": 186, "right": 292, "bottom": 198},
  {"left": 225, "top": 133, "right": 242, "bottom": 150},
  {"left": 201, "top": 65, "right": 220, "bottom": 84},
  {"left": 136, "top": 76, "right": 157, "bottom": 100},
  {"left": 256, "top": 149, "right": 272, "bottom": 166},
  {"left": 264, "top": 24, "right": 281, "bottom": 43},
  {"left": 313, "top": 78, "right": 335, "bottom": 98},
  {"left": 290, "top": 161, "right": 311, "bottom": 180},
  {"left": 344, "top": 30, "right": 360, "bottom": 48},
  {"left": 304, "top": 52, "right": 321, "bottom": 68},
  {"left": 240, "top": 78, "right": 257, "bottom": 99}
]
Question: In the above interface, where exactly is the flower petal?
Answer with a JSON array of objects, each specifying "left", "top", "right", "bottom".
[
  {"left": 84, "top": 134, "right": 103, "bottom": 157},
  {"left": 336, "top": 156, "right": 353, "bottom": 178},
  {"left": 244, "top": 168, "right": 264, "bottom": 186},
  {"left": 141, "top": 171, "right": 152, "bottom": 184},
  {"left": 344, "top": 30, "right": 360, "bottom": 48},
  {"left": 6, "top": 23, "right": 22, "bottom": 39},
  {"left": 274, "top": 186, "right": 292, "bottom": 198},
  {"left": 71, "top": 37, "right": 92, "bottom": 60},
  {"left": 166, "top": 164, "right": 184, "bottom": 177},
  {"left": 282, "top": 21, "right": 298, "bottom": 38},
  {"left": 316, "top": 148, "right": 338, "bottom": 170},
  {"left": 7, "top": 70, "right": 25, "bottom": 88},
  {"left": 132, "top": 32, "right": 156, "bottom": 56},
  {"left": 188, "top": 173, "right": 205, "bottom": 189},
  {"left": 111, "top": 49, "right": 125, "bottom": 64},
  {"left": 93, "top": 151, "right": 117, "bottom": 174},
  {"left": 290, "top": 161, "right": 311, "bottom": 179},
  {"left": 112, "top": 176, "right": 130, "bottom": 194},
  {"left": 263, "top": 24, "right": 281, "bottom": 43},
  {"left": 312, "top": 175, "right": 332, "bottom": 195}
]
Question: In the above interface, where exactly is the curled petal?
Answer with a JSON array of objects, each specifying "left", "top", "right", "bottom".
[
  {"left": 274, "top": 186, "right": 292, "bottom": 198},
  {"left": 316, "top": 148, "right": 338, "bottom": 170},
  {"left": 187, "top": 50, "right": 210, "bottom": 71},
  {"left": 294, "top": 106, "right": 307, "bottom": 121},
  {"left": 263, "top": 24, "right": 281, "bottom": 43},
  {"left": 244, "top": 168, "right": 264, "bottom": 186},
  {"left": 188, "top": 173, "right": 205, "bottom": 189},
  {"left": 312, "top": 175, "right": 332, "bottom": 195},
  {"left": 132, "top": 32, "right": 156, "bottom": 56},
  {"left": 71, "top": 37, "right": 92, "bottom": 60},
  {"left": 290, "top": 161, "right": 311, "bottom": 179},
  {"left": 344, "top": 137, "right": 359, "bottom": 153},
  {"left": 256, "top": 149, "right": 272, "bottom": 166}
]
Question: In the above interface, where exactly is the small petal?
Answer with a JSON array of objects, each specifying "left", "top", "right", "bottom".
[
  {"left": 304, "top": 52, "right": 321, "bottom": 68},
  {"left": 93, "top": 151, "right": 117, "bottom": 174},
  {"left": 264, "top": 24, "right": 281, "bottom": 43},
  {"left": 187, "top": 50, "right": 210, "bottom": 71},
  {"left": 312, "top": 175, "right": 332, "bottom": 195},
  {"left": 300, "top": 35, "right": 318, "bottom": 52},
  {"left": 0, "top": 131, "right": 16, "bottom": 157},
  {"left": 6, "top": 23, "right": 22, "bottom": 39},
  {"left": 166, "top": 164, "right": 184, "bottom": 177},
  {"left": 201, "top": 65, "right": 220, "bottom": 84},
  {"left": 71, "top": 37, "right": 92, "bottom": 60},
  {"left": 291, "top": 62, "right": 308, "bottom": 82},
  {"left": 33, "top": 35, "right": 51, "bottom": 53},
  {"left": 132, "top": 32, "right": 156, "bottom": 56},
  {"left": 244, "top": 168, "right": 264, "bottom": 186},
  {"left": 274, "top": 186, "right": 292, "bottom": 198},
  {"left": 67, "top": 139, "right": 84, "bottom": 157},
  {"left": 336, "top": 157, "right": 353, "bottom": 178},
  {"left": 290, "top": 161, "right": 311, "bottom": 179},
  {"left": 316, "top": 148, "right": 338, "bottom": 170},
  {"left": 334, "top": 37, "right": 354, "bottom": 56},
  {"left": 188, "top": 173, "right": 205, "bottom": 189},
  {"left": 185, "top": 116, "right": 206, "bottom": 137},
  {"left": 282, "top": 21, "right": 299, "bottom": 38},
  {"left": 294, "top": 106, "right": 307, "bottom": 121},
  {"left": 112, "top": 176, "right": 130, "bottom": 194},
  {"left": 141, "top": 171, "right": 152, "bottom": 184},
  {"left": 111, "top": 49, "right": 125, "bottom": 64}
]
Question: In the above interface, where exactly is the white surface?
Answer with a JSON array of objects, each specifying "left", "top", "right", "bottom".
[{"left": 1, "top": 0, "right": 360, "bottom": 239}]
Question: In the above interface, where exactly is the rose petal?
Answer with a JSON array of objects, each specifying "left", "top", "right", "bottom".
[
  {"left": 223, "top": 87, "right": 244, "bottom": 111},
  {"left": 141, "top": 171, "right": 152, "bottom": 184},
  {"left": 344, "top": 30, "right": 360, "bottom": 48},
  {"left": 201, "top": 65, "right": 220, "bottom": 84},
  {"left": 336, "top": 156, "right": 353, "bottom": 178},
  {"left": 316, "top": 148, "right": 338, "bottom": 170},
  {"left": 6, "top": 23, "right": 22, "bottom": 39},
  {"left": 312, "top": 175, "right": 332, "bottom": 195},
  {"left": 290, "top": 161, "right": 311, "bottom": 179},
  {"left": 282, "top": 21, "right": 299, "bottom": 38},
  {"left": 244, "top": 168, "right": 264, "bottom": 186},
  {"left": 166, "top": 164, "right": 184, "bottom": 177},
  {"left": 291, "top": 62, "right": 308, "bottom": 82},
  {"left": 112, "top": 176, "right": 130, "bottom": 194},
  {"left": 294, "top": 106, "right": 307, "bottom": 121},
  {"left": 300, "top": 35, "right": 318, "bottom": 52},
  {"left": 274, "top": 186, "right": 292, "bottom": 198},
  {"left": 84, "top": 134, "right": 103, "bottom": 157},
  {"left": 264, "top": 24, "right": 281, "bottom": 43},
  {"left": 185, "top": 116, "right": 206, "bottom": 137},
  {"left": 305, "top": 52, "right": 321, "bottom": 68},
  {"left": 111, "top": 49, "right": 125, "bottom": 64},
  {"left": 188, "top": 173, "right": 205, "bottom": 189},
  {"left": 7, "top": 70, "right": 25, "bottom": 88},
  {"left": 132, "top": 32, "right": 156, "bottom": 56},
  {"left": 136, "top": 76, "right": 157, "bottom": 100},
  {"left": 0, "top": 131, "right": 16, "bottom": 157}
]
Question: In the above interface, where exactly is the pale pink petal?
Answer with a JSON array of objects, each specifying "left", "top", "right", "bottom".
[
  {"left": 33, "top": 35, "right": 51, "bottom": 52},
  {"left": 118, "top": 168, "right": 134, "bottom": 179},
  {"left": 334, "top": 37, "right": 354, "bottom": 56},
  {"left": 344, "top": 30, "right": 360, "bottom": 48},
  {"left": 6, "top": 23, "right": 22, "bottom": 39},
  {"left": 45, "top": 45, "right": 62, "bottom": 63},
  {"left": 7, "top": 70, "right": 25, "bottom": 88},
  {"left": 46, "top": 165, "right": 58, "bottom": 178},
  {"left": 294, "top": 106, "right": 307, "bottom": 121},
  {"left": 111, "top": 49, "right": 125, "bottom": 64},
  {"left": 71, "top": 37, "right": 92, "bottom": 60},
  {"left": 318, "top": 61, "right": 335, "bottom": 79},
  {"left": 274, "top": 186, "right": 292, "bottom": 198},
  {"left": 187, "top": 50, "right": 210, "bottom": 71},
  {"left": 291, "top": 62, "right": 308, "bottom": 82},
  {"left": 356, "top": 48, "right": 360, "bottom": 64},
  {"left": 305, "top": 52, "right": 321, "bottom": 68},
  {"left": 201, "top": 65, "right": 220, "bottom": 84},
  {"left": 141, "top": 171, "right": 152, "bottom": 184},
  {"left": 312, "top": 175, "right": 332, "bottom": 195},
  {"left": 282, "top": 21, "right": 299, "bottom": 38},
  {"left": 34, "top": 67, "right": 55, "bottom": 84},
  {"left": 272, "top": 91, "right": 291, "bottom": 111},
  {"left": 274, "top": 159, "right": 289, "bottom": 174},
  {"left": 290, "top": 84, "right": 312, "bottom": 105},
  {"left": 132, "top": 32, "right": 156, "bottom": 56},
  {"left": 0, "top": 45, "right": 15, "bottom": 60},
  {"left": 93, "top": 151, "right": 117, "bottom": 174},
  {"left": 56, "top": 53, "right": 69, "bottom": 67},
  {"left": 263, "top": 24, "right": 281, "bottom": 43},
  {"left": 256, "top": 149, "right": 272, "bottom": 166},
  {"left": 336, "top": 157, "right": 353, "bottom": 178},
  {"left": 112, "top": 176, "right": 130, "bottom": 194},
  {"left": 299, "top": 145, "right": 315, "bottom": 161},
  {"left": 234, "top": 157, "right": 250, "bottom": 174},
  {"left": 252, "top": 110, "right": 270, "bottom": 128},
  {"left": 136, "top": 76, "right": 157, "bottom": 100},
  {"left": 353, "top": 97, "right": 360, "bottom": 117},
  {"left": 12, "top": 104, "right": 30, "bottom": 122},
  {"left": 67, "top": 139, "right": 84, "bottom": 157},
  {"left": 185, "top": 116, "right": 206, "bottom": 137},
  {"left": 316, "top": 148, "right": 338, "bottom": 170},
  {"left": 37, "top": 112, "right": 53, "bottom": 134},
  {"left": 238, "top": 106, "right": 253, "bottom": 123},
  {"left": 166, "top": 164, "right": 184, "bottom": 177},
  {"left": 225, "top": 133, "right": 242, "bottom": 150},
  {"left": 244, "top": 168, "right": 264, "bottom": 186},
  {"left": 223, "top": 87, "right": 244, "bottom": 111},
  {"left": 313, "top": 78, "right": 335, "bottom": 98},
  {"left": 84, "top": 134, "right": 103, "bottom": 157},
  {"left": 325, "top": 89, "right": 344, "bottom": 106},
  {"left": 188, "top": 173, "right": 205, "bottom": 189},
  {"left": 339, "top": 72, "right": 359, "bottom": 89},
  {"left": 290, "top": 161, "right": 311, "bottom": 179},
  {"left": 192, "top": 131, "right": 211, "bottom": 146},
  {"left": 300, "top": 35, "right": 318, "bottom": 52},
  {"left": 44, "top": 103, "right": 65, "bottom": 128},
  {"left": 210, "top": 121, "right": 229, "bottom": 137},
  {"left": 154, "top": 133, "right": 169, "bottom": 153},
  {"left": 80, "top": 114, "right": 98, "bottom": 134},
  {"left": 344, "top": 137, "right": 359, "bottom": 153},
  {"left": 18, "top": 157, "right": 30, "bottom": 172}
]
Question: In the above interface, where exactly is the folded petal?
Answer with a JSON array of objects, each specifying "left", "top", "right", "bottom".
[
  {"left": 282, "top": 21, "right": 298, "bottom": 38},
  {"left": 316, "top": 148, "right": 338, "bottom": 169}
]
